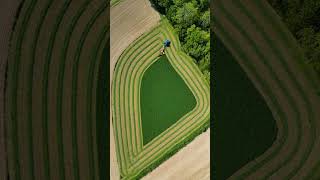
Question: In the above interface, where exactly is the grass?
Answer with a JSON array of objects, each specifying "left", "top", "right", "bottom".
[
  {"left": 140, "top": 55, "right": 196, "bottom": 145},
  {"left": 111, "top": 0, "right": 122, "bottom": 7},
  {"left": 212, "top": 36, "right": 277, "bottom": 180},
  {"left": 6, "top": 1, "right": 108, "bottom": 179},
  {"left": 213, "top": 0, "right": 320, "bottom": 178},
  {"left": 111, "top": 19, "right": 209, "bottom": 179}
]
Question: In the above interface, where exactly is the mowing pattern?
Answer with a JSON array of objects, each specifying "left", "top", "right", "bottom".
[
  {"left": 6, "top": 1, "right": 108, "bottom": 180},
  {"left": 140, "top": 55, "right": 197, "bottom": 145},
  {"left": 111, "top": 19, "right": 210, "bottom": 179},
  {"left": 213, "top": 0, "right": 320, "bottom": 179}
]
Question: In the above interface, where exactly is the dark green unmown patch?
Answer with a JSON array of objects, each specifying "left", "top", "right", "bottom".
[
  {"left": 212, "top": 37, "right": 278, "bottom": 179},
  {"left": 140, "top": 55, "right": 196, "bottom": 145}
]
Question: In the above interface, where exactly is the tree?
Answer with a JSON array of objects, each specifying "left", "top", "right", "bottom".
[
  {"left": 183, "top": 25, "right": 210, "bottom": 61},
  {"left": 173, "top": 2, "right": 199, "bottom": 27},
  {"left": 203, "top": 70, "right": 210, "bottom": 84},
  {"left": 149, "top": 0, "right": 173, "bottom": 13},
  {"left": 268, "top": 0, "right": 320, "bottom": 76},
  {"left": 198, "top": 0, "right": 209, "bottom": 11},
  {"left": 148, "top": 0, "right": 210, "bottom": 84},
  {"left": 200, "top": 10, "right": 210, "bottom": 29},
  {"left": 199, "top": 53, "right": 210, "bottom": 71}
]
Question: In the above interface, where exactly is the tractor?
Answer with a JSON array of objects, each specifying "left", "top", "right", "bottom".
[{"left": 159, "top": 39, "right": 171, "bottom": 56}]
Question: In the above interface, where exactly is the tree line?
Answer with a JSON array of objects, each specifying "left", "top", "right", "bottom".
[
  {"left": 150, "top": 0, "right": 210, "bottom": 84},
  {"left": 268, "top": 0, "right": 320, "bottom": 76}
]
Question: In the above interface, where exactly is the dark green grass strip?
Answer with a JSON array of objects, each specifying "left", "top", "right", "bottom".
[
  {"left": 217, "top": 1, "right": 316, "bottom": 178},
  {"left": 71, "top": 2, "right": 107, "bottom": 180},
  {"left": 87, "top": 26, "right": 108, "bottom": 180},
  {"left": 213, "top": 36, "right": 277, "bottom": 180},
  {"left": 56, "top": 1, "right": 91, "bottom": 180},
  {"left": 252, "top": 1, "right": 320, "bottom": 177},
  {"left": 96, "top": 40, "right": 108, "bottom": 180},
  {"left": 140, "top": 55, "right": 196, "bottom": 145},
  {"left": 28, "top": 1, "right": 54, "bottom": 179},
  {"left": 42, "top": 1, "right": 72, "bottom": 180},
  {"left": 10, "top": 0, "right": 37, "bottom": 179}
]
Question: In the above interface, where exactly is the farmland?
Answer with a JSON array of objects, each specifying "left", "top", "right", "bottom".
[
  {"left": 140, "top": 55, "right": 196, "bottom": 145},
  {"left": 110, "top": 0, "right": 160, "bottom": 178},
  {"left": 111, "top": 19, "right": 210, "bottom": 179},
  {"left": 213, "top": 0, "right": 320, "bottom": 179},
  {"left": 5, "top": 0, "right": 108, "bottom": 179}
]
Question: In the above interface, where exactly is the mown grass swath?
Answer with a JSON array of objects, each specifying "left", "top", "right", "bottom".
[
  {"left": 6, "top": 0, "right": 108, "bottom": 179},
  {"left": 112, "top": 19, "right": 210, "bottom": 179}
]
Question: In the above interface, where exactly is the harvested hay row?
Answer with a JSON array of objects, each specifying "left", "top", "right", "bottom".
[
  {"left": 111, "top": 19, "right": 210, "bottom": 179},
  {"left": 6, "top": 1, "right": 108, "bottom": 180}
]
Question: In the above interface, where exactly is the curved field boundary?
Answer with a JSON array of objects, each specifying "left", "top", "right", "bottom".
[
  {"left": 6, "top": 0, "right": 108, "bottom": 180},
  {"left": 213, "top": 0, "right": 320, "bottom": 179},
  {"left": 110, "top": 1, "right": 160, "bottom": 178},
  {"left": 0, "top": 1, "right": 22, "bottom": 179},
  {"left": 111, "top": 19, "right": 210, "bottom": 179}
]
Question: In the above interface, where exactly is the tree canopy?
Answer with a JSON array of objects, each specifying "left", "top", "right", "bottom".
[
  {"left": 150, "top": 0, "right": 210, "bottom": 84},
  {"left": 268, "top": 0, "right": 320, "bottom": 76}
]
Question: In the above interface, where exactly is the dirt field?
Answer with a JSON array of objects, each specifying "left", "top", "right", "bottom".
[
  {"left": 142, "top": 129, "right": 210, "bottom": 180},
  {"left": 213, "top": 0, "right": 320, "bottom": 178}
]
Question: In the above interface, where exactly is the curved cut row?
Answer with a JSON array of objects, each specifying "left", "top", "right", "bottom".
[
  {"left": 111, "top": 19, "right": 210, "bottom": 179},
  {"left": 6, "top": 1, "right": 108, "bottom": 180}
]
